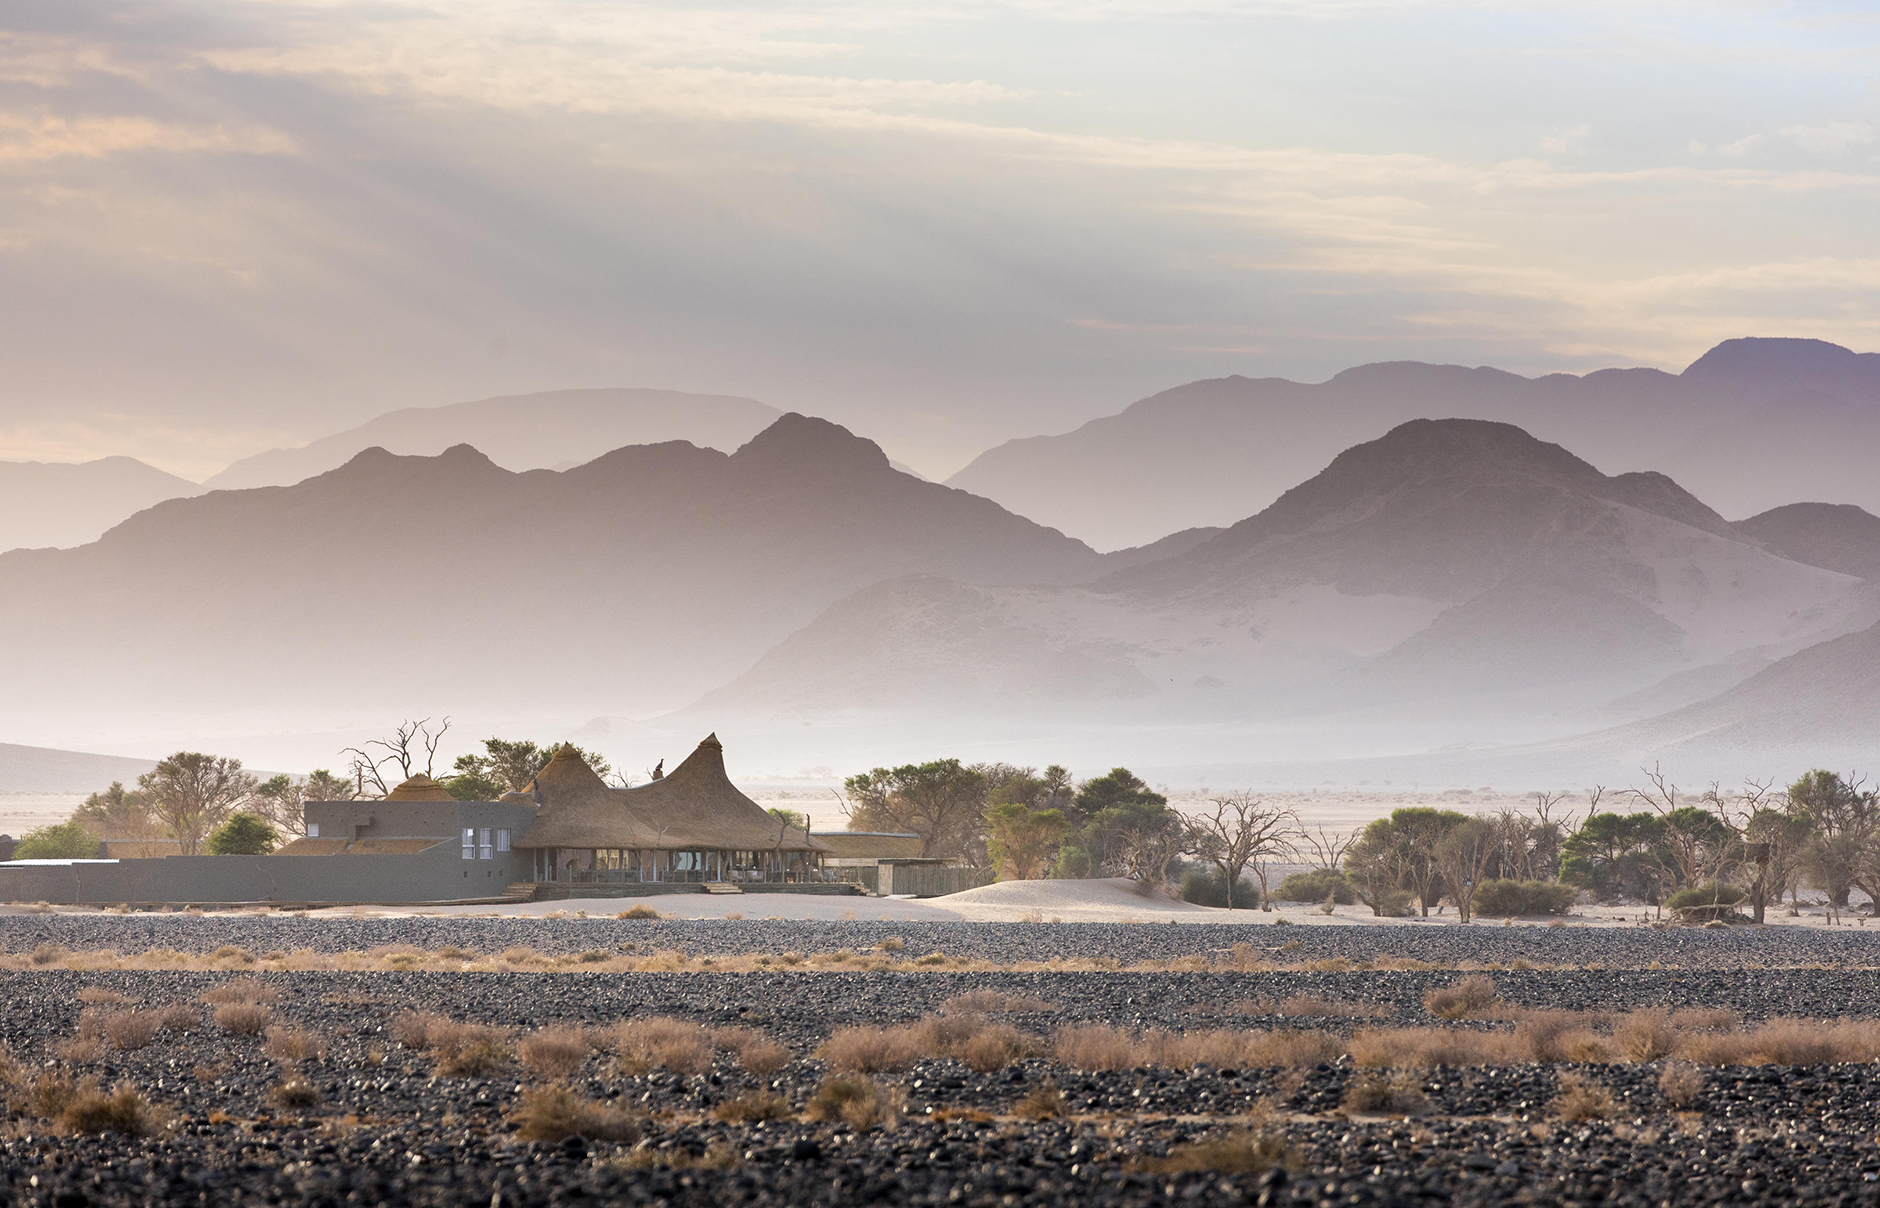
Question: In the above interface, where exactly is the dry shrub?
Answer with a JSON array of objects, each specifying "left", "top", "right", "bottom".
[
  {"left": 157, "top": 1004, "right": 200, "bottom": 1032},
  {"left": 28, "top": 1069, "right": 80, "bottom": 1118},
  {"left": 1671, "top": 1007, "right": 1737, "bottom": 1031},
  {"left": 1679, "top": 1018, "right": 1880, "bottom": 1066},
  {"left": 433, "top": 1023, "right": 514, "bottom": 1077},
  {"left": 520, "top": 1027, "right": 592, "bottom": 1080},
  {"left": 1552, "top": 1072, "right": 1616, "bottom": 1121},
  {"left": 0, "top": 1046, "right": 21, "bottom": 1090},
  {"left": 31, "top": 944, "right": 68, "bottom": 966},
  {"left": 1347, "top": 1027, "right": 1515, "bottom": 1068},
  {"left": 713, "top": 1091, "right": 791, "bottom": 1123},
  {"left": 209, "top": 946, "right": 256, "bottom": 965},
  {"left": 943, "top": 990, "right": 1055, "bottom": 1014},
  {"left": 1422, "top": 975, "right": 1498, "bottom": 1020},
  {"left": 875, "top": 936, "right": 905, "bottom": 952},
  {"left": 1613, "top": 1009, "right": 1677, "bottom": 1062},
  {"left": 101, "top": 1010, "right": 158, "bottom": 1051},
  {"left": 214, "top": 1004, "right": 273, "bottom": 1035},
  {"left": 77, "top": 988, "right": 130, "bottom": 1006},
  {"left": 263, "top": 1026, "right": 326, "bottom": 1063},
  {"left": 1013, "top": 1081, "right": 1064, "bottom": 1121},
  {"left": 510, "top": 1085, "right": 643, "bottom": 1143},
  {"left": 804, "top": 1075, "right": 904, "bottom": 1130},
  {"left": 1143, "top": 1131, "right": 1292, "bottom": 1174},
  {"left": 271, "top": 1077, "right": 321, "bottom": 1108},
  {"left": 61, "top": 1079, "right": 160, "bottom": 1135},
  {"left": 389, "top": 1011, "right": 446, "bottom": 1049},
  {"left": 713, "top": 1027, "right": 791, "bottom": 1076},
  {"left": 1511, "top": 1011, "right": 1606, "bottom": 1063},
  {"left": 54, "top": 1036, "right": 104, "bottom": 1063},
  {"left": 1055, "top": 1024, "right": 1134, "bottom": 1071},
  {"left": 1658, "top": 1061, "right": 1704, "bottom": 1108},
  {"left": 612, "top": 1016, "right": 712, "bottom": 1076},
  {"left": 1343, "top": 1071, "right": 1431, "bottom": 1115},
  {"left": 201, "top": 977, "right": 279, "bottom": 1005},
  {"left": 617, "top": 905, "right": 660, "bottom": 920},
  {"left": 959, "top": 1024, "right": 1026, "bottom": 1073},
  {"left": 819, "top": 1025, "right": 923, "bottom": 1074}
]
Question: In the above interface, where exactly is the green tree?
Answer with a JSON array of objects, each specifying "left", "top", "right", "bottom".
[
  {"left": 766, "top": 807, "right": 810, "bottom": 833},
  {"left": 14, "top": 820, "right": 101, "bottom": 859},
  {"left": 986, "top": 803, "right": 1071, "bottom": 880},
  {"left": 1560, "top": 812, "right": 1669, "bottom": 902},
  {"left": 844, "top": 760, "right": 989, "bottom": 859},
  {"left": 1053, "top": 769, "right": 1176, "bottom": 879},
  {"left": 207, "top": 813, "right": 278, "bottom": 855},
  {"left": 251, "top": 771, "right": 349, "bottom": 837},
  {"left": 138, "top": 752, "right": 258, "bottom": 856},
  {"left": 450, "top": 738, "right": 619, "bottom": 797}
]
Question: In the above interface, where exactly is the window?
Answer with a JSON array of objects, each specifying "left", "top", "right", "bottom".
[
  {"left": 496, "top": 828, "right": 510, "bottom": 853},
  {"left": 478, "top": 827, "right": 493, "bottom": 860},
  {"left": 307, "top": 823, "right": 320, "bottom": 838},
  {"left": 462, "top": 827, "right": 475, "bottom": 859},
  {"left": 672, "top": 851, "right": 703, "bottom": 871}
]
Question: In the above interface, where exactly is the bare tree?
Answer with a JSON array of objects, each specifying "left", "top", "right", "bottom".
[
  {"left": 1116, "top": 825, "right": 1186, "bottom": 892},
  {"left": 1302, "top": 825, "right": 1356, "bottom": 872},
  {"left": 1184, "top": 793, "right": 1301, "bottom": 910},
  {"left": 137, "top": 752, "right": 258, "bottom": 856},
  {"left": 1433, "top": 817, "right": 1499, "bottom": 923},
  {"left": 343, "top": 718, "right": 452, "bottom": 797}
]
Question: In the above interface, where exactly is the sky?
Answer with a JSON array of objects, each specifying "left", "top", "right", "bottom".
[{"left": 2, "top": 0, "right": 1877, "bottom": 481}]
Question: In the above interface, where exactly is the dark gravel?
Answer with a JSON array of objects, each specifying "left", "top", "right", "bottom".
[
  {"left": 3, "top": 920, "right": 1879, "bottom": 1207},
  {"left": 8, "top": 912, "right": 1880, "bottom": 968}
]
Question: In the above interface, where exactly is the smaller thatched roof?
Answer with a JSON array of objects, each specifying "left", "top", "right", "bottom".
[
  {"left": 812, "top": 832, "right": 924, "bottom": 861},
  {"left": 383, "top": 774, "right": 455, "bottom": 802},
  {"left": 515, "top": 736, "right": 832, "bottom": 853},
  {"left": 273, "top": 837, "right": 446, "bottom": 856}
]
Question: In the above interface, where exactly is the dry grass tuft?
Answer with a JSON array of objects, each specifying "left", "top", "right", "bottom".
[
  {"left": 60, "top": 1079, "right": 161, "bottom": 1135},
  {"left": 76, "top": 987, "right": 131, "bottom": 1005},
  {"left": 28, "top": 1069, "right": 80, "bottom": 1118},
  {"left": 201, "top": 977, "right": 278, "bottom": 1005},
  {"left": 612, "top": 1016, "right": 712, "bottom": 1076},
  {"left": 1013, "top": 1081, "right": 1065, "bottom": 1121},
  {"left": 101, "top": 1010, "right": 159, "bottom": 1051},
  {"left": 1677, "top": 1018, "right": 1880, "bottom": 1066},
  {"left": 213, "top": 1004, "right": 273, "bottom": 1035},
  {"left": 510, "top": 1085, "right": 644, "bottom": 1143},
  {"left": 820, "top": 1025, "right": 924, "bottom": 1074},
  {"left": 1613, "top": 1009, "right": 1677, "bottom": 1062},
  {"left": 617, "top": 905, "right": 661, "bottom": 920},
  {"left": 1142, "top": 1131, "right": 1293, "bottom": 1174},
  {"left": 271, "top": 1077, "right": 321, "bottom": 1108},
  {"left": 713, "top": 1091, "right": 791, "bottom": 1123},
  {"left": 54, "top": 1035, "right": 105, "bottom": 1063},
  {"left": 712, "top": 1027, "right": 791, "bottom": 1076},
  {"left": 1551, "top": 1072, "right": 1617, "bottom": 1121},
  {"left": 1422, "top": 975, "right": 1498, "bottom": 1020},
  {"left": 1347, "top": 1026, "right": 1517, "bottom": 1069},
  {"left": 943, "top": 990, "right": 1055, "bottom": 1013},
  {"left": 803, "top": 1074, "right": 904, "bottom": 1130},
  {"left": 959, "top": 1023, "right": 1027, "bottom": 1073},
  {"left": 1054, "top": 1024, "right": 1135, "bottom": 1071},
  {"left": 389, "top": 1011, "right": 445, "bottom": 1049},
  {"left": 519, "top": 1027, "right": 593, "bottom": 1081},
  {"left": 434, "top": 1023, "right": 514, "bottom": 1077},
  {"left": 263, "top": 1026, "right": 326, "bottom": 1063},
  {"left": 157, "top": 1004, "right": 200, "bottom": 1032},
  {"left": 1343, "top": 1071, "right": 1431, "bottom": 1115},
  {"left": 30, "top": 943, "right": 68, "bottom": 965},
  {"left": 1658, "top": 1061, "right": 1704, "bottom": 1108}
]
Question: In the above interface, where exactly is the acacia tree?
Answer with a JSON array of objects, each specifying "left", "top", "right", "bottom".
[
  {"left": 986, "top": 802, "right": 1071, "bottom": 880},
  {"left": 73, "top": 781, "right": 164, "bottom": 855},
  {"left": 1433, "top": 818, "right": 1499, "bottom": 923},
  {"left": 138, "top": 752, "right": 258, "bottom": 856},
  {"left": 843, "top": 759, "right": 990, "bottom": 859},
  {"left": 1184, "top": 793, "right": 1301, "bottom": 910},
  {"left": 251, "top": 770, "right": 352, "bottom": 838}
]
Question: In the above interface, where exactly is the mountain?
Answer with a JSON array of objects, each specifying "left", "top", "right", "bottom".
[
  {"left": 696, "top": 420, "right": 1874, "bottom": 742},
  {"left": 0, "top": 743, "right": 157, "bottom": 795},
  {"left": 1736, "top": 503, "right": 1880, "bottom": 581},
  {"left": 0, "top": 457, "right": 199, "bottom": 552},
  {"left": 0, "top": 415, "right": 1107, "bottom": 725},
  {"left": 204, "top": 388, "right": 781, "bottom": 490},
  {"left": 948, "top": 337, "right": 1880, "bottom": 550}
]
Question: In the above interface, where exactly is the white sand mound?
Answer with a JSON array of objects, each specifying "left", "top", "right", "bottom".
[{"left": 935, "top": 877, "right": 1217, "bottom": 922}]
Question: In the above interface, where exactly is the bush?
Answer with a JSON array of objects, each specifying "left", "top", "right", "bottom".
[
  {"left": 519, "top": 1027, "right": 592, "bottom": 1080},
  {"left": 1343, "top": 1071, "right": 1430, "bottom": 1116},
  {"left": 1422, "top": 975, "right": 1498, "bottom": 1020},
  {"left": 1276, "top": 868, "right": 1356, "bottom": 905},
  {"left": 61, "top": 1079, "right": 160, "bottom": 1135},
  {"left": 213, "top": 1004, "right": 273, "bottom": 1035},
  {"left": 612, "top": 1017, "right": 711, "bottom": 1076},
  {"left": 804, "top": 1075, "right": 904, "bottom": 1130},
  {"left": 1551, "top": 1072, "right": 1616, "bottom": 1121},
  {"left": 1177, "top": 870, "right": 1262, "bottom": 909},
  {"left": 1013, "top": 1081, "right": 1064, "bottom": 1120},
  {"left": 510, "top": 1085, "right": 643, "bottom": 1143},
  {"left": 1665, "top": 882, "right": 1745, "bottom": 922},
  {"left": 101, "top": 1011, "right": 158, "bottom": 1052},
  {"left": 206, "top": 813, "right": 277, "bottom": 856},
  {"left": 14, "top": 821, "right": 100, "bottom": 860},
  {"left": 713, "top": 1091, "right": 790, "bottom": 1123},
  {"left": 1470, "top": 880, "right": 1576, "bottom": 917}
]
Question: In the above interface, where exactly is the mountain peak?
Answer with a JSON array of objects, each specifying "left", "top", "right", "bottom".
[
  {"left": 731, "top": 413, "right": 890, "bottom": 475},
  {"left": 1682, "top": 337, "right": 1860, "bottom": 385}
]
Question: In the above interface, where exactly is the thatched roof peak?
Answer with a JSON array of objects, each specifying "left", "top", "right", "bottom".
[{"left": 383, "top": 774, "right": 454, "bottom": 802}]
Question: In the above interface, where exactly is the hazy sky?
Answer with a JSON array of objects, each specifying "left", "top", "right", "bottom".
[{"left": 2, "top": 1, "right": 1877, "bottom": 480}]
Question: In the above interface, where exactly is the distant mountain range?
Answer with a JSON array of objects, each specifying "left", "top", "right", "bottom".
[
  {"left": 204, "top": 388, "right": 781, "bottom": 490},
  {"left": 949, "top": 337, "right": 1880, "bottom": 550},
  {"left": 0, "top": 457, "right": 199, "bottom": 551},
  {"left": 697, "top": 420, "right": 1877, "bottom": 747},
  {"left": 0, "top": 742, "right": 156, "bottom": 795},
  {"left": 0, "top": 415, "right": 1106, "bottom": 722}
]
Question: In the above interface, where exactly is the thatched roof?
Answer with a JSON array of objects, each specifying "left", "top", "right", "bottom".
[
  {"left": 514, "top": 735, "right": 830, "bottom": 853},
  {"left": 811, "top": 832, "right": 924, "bottom": 860},
  {"left": 383, "top": 774, "right": 455, "bottom": 802},
  {"left": 273, "top": 837, "right": 446, "bottom": 856}
]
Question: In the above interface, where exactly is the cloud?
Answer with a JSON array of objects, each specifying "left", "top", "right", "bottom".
[
  {"left": 0, "top": 112, "right": 296, "bottom": 162},
  {"left": 1781, "top": 120, "right": 1874, "bottom": 153}
]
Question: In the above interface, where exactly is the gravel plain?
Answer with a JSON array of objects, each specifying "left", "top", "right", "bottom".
[{"left": 3, "top": 917, "right": 1880, "bottom": 1207}]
